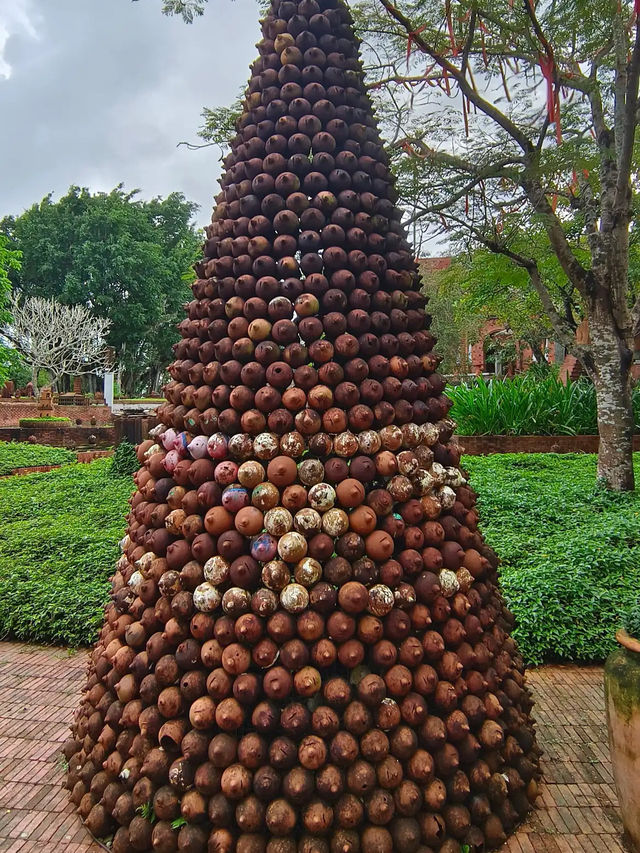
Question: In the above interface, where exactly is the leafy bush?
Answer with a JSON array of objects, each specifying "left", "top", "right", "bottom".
[
  {"left": 624, "top": 601, "right": 640, "bottom": 640},
  {"left": 0, "top": 460, "right": 131, "bottom": 645},
  {"left": 110, "top": 440, "right": 139, "bottom": 477},
  {"left": 0, "top": 441, "right": 76, "bottom": 475},
  {"left": 447, "top": 374, "right": 639, "bottom": 435},
  {"left": 464, "top": 452, "right": 640, "bottom": 664},
  {"left": 19, "top": 417, "right": 72, "bottom": 427}
]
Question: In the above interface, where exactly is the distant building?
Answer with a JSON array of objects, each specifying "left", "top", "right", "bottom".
[{"left": 419, "top": 257, "right": 582, "bottom": 380}]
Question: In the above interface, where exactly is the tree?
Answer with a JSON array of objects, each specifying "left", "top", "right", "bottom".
[
  {"left": 0, "top": 235, "right": 21, "bottom": 388},
  {"left": 356, "top": 0, "right": 640, "bottom": 490},
  {"left": 3, "top": 295, "right": 111, "bottom": 394},
  {"left": 1, "top": 186, "right": 200, "bottom": 395},
  {"left": 162, "top": 0, "right": 640, "bottom": 490}
]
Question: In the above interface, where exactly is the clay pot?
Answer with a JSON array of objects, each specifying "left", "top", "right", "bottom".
[{"left": 606, "top": 633, "right": 640, "bottom": 852}]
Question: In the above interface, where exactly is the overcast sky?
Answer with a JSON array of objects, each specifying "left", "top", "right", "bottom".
[{"left": 0, "top": 0, "right": 260, "bottom": 228}]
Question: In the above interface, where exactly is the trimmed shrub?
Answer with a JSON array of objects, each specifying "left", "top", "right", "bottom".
[
  {"left": 624, "top": 601, "right": 640, "bottom": 640},
  {"left": 0, "top": 460, "right": 131, "bottom": 645},
  {"left": 19, "top": 417, "right": 72, "bottom": 427}
]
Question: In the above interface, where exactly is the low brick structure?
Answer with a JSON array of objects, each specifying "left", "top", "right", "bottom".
[
  {"left": 0, "top": 426, "right": 115, "bottom": 447},
  {"left": 1, "top": 450, "right": 114, "bottom": 478},
  {"left": 455, "top": 434, "right": 640, "bottom": 455},
  {"left": 0, "top": 402, "right": 112, "bottom": 427},
  {"left": 76, "top": 450, "right": 113, "bottom": 464}
]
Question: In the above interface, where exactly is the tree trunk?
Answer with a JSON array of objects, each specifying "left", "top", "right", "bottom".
[
  {"left": 31, "top": 364, "right": 39, "bottom": 398},
  {"left": 589, "top": 311, "right": 635, "bottom": 491}
]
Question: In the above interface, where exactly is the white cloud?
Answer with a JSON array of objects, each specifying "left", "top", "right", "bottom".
[{"left": 0, "top": 0, "right": 40, "bottom": 80}]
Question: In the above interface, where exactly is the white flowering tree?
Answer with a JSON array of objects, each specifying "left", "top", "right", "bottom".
[{"left": 3, "top": 295, "right": 112, "bottom": 395}]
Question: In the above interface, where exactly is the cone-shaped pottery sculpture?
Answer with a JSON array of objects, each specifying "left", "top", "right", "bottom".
[{"left": 66, "top": 1, "right": 541, "bottom": 850}]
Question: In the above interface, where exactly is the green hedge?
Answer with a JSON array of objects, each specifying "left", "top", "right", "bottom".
[
  {"left": 0, "top": 441, "right": 76, "bottom": 476},
  {"left": 447, "top": 374, "right": 640, "bottom": 436},
  {"left": 0, "top": 460, "right": 132, "bottom": 645},
  {"left": 464, "top": 453, "right": 640, "bottom": 664},
  {"left": 19, "top": 417, "right": 72, "bottom": 427}
]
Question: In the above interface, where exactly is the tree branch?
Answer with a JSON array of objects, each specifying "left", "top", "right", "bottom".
[
  {"left": 436, "top": 210, "right": 582, "bottom": 352},
  {"left": 378, "top": 0, "right": 534, "bottom": 151},
  {"left": 615, "top": 16, "right": 640, "bottom": 212}
]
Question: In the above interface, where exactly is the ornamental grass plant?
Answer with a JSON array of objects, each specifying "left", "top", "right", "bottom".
[{"left": 447, "top": 373, "right": 640, "bottom": 436}]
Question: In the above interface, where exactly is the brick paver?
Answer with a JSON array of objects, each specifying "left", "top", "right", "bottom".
[
  {"left": 0, "top": 643, "right": 102, "bottom": 853},
  {"left": 0, "top": 644, "right": 626, "bottom": 852},
  {"left": 499, "top": 665, "right": 628, "bottom": 853}
]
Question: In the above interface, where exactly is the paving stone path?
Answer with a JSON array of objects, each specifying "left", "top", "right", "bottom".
[{"left": 0, "top": 643, "right": 627, "bottom": 852}]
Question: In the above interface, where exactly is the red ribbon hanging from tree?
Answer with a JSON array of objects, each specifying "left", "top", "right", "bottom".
[
  {"left": 539, "top": 52, "right": 562, "bottom": 142},
  {"left": 554, "top": 97, "right": 562, "bottom": 144},
  {"left": 445, "top": 0, "right": 458, "bottom": 55},
  {"left": 406, "top": 24, "right": 427, "bottom": 66},
  {"left": 441, "top": 66, "right": 451, "bottom": 95},
  {"left": 539, "top": 53, "right": 555, "bottom": 121}
]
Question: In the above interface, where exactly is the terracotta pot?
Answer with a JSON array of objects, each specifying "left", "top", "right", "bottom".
[{"left": 605, "top": 630, "right": 640, "bottom": 852}]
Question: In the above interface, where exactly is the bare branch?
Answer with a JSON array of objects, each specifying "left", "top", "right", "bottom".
[{"left": 4, "top": 295, "right": 112, "bottom": 388}]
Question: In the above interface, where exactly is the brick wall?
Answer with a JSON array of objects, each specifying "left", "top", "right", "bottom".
[
  {"left": 0, "top": 402, "right": 112, "bottom": 427},
  {"left": 454, "top": 434, "right": 640, "bottom": 455},
  {"left": 76, "top": 450, "right": 113, "bottom": 463},
  {"left": 0, "top": 425, "right": 115, "bottom": 447}
]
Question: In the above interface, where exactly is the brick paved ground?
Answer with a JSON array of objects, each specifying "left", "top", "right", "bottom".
[
  {"left": 0, "top": 644, "right": 627, "bottom": 852},
  {"left": 498, "top": 665, "right": 628, "bottom": 853}
]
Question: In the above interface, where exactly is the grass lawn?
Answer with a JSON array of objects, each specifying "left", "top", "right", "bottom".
[
  {"left": 465, "top": 453, "right": 640, "bottom": 664},
  {"left": 0, "top": 441, "right": 76, "bottom": 476},
  {"left": 0, "top": 452, "right": 637, "bottom": 662},
  {"left": 0, "top": 459, "right": 131, "bottom": 646}
]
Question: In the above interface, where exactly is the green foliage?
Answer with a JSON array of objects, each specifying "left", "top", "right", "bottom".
[
  {"left": 0, "top": 235, "right": 18, "bottom": 311},
  {"left": 110, "top": 440, "right": 139, "bottom": 478},
  {"left": 136, "top": 802, "right": 157, "bottom": 824},
  {"left": 0, "top": 348, "right": 31, "bottom": 389},
  {"left": 19, "top": 417, "right": 72, "bottom": 427},
  {"left": 171, "top": 817, "right": 188, "bottom": 830},
  {"left": 446, "top": 374, "right": 627, "bottom": 435},
  {"left": 446, "top": 249, "right": 558, "bottom": 360},
  {"left": 464, "top": 453, "right": 640, "bottom": 664},
  {"left": 155, "top": 0, "right": 206, "bottom": 22},
  {"left": 1, "top": 186, "right": 200, "bottom": 396},
  {"left": 196, "top": 101, "right": 243, "bottom": 155},
  {"left": 420, "top": 260, "right": 480, "bottom": 375},
  {"left": 624, "top": 602, "right": 640, "bottom": 640},
  {"left": 0, "top": 460, "right": 131, "bottom": 645},
  {"left": 0, "top": 442, "right": 76, "bottom": 475},
  {"left": 0, "top": 235, "right": 21, "bottom": 388}
]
